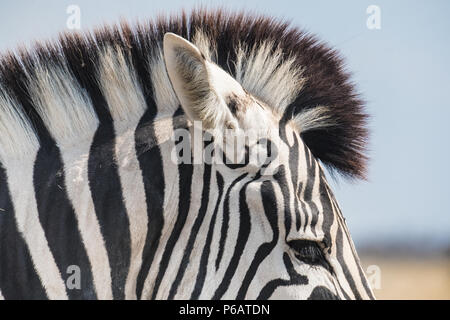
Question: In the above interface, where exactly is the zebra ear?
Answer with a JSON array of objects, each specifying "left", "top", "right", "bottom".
[{"left": 163, "top": 32, "right": 240, "bottom": 129}]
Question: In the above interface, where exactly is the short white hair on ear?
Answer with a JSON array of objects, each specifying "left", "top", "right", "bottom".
[{"left": 163, "top": 32, "right": 244, "bottom": 129}]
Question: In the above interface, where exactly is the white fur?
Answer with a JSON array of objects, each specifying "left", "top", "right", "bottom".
[
  {"left": 235, "top": 41, "right": 304, "bottom": 115},
  {"left": 98, "top": 46, "right": 147, "bottom": 131},
  {"left": 0, "top": 89, "right": 39, "bottom": 164},
  {"left": 150, "top": 46, "right": 180, "bottom": 117},
  {"left": 191, "top": 30, "right": 303, "bottom": 117},
  {"left": 292, "top": 106, "right": 336, "bottom": 133},
  {"left": 192, "top": 29, "right": 217, "bottom": 62},
  {"left": 27, "top": 61, "right": 98, "bottom": 146}
]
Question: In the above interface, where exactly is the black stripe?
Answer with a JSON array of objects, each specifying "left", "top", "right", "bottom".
[
  {"left": 215, "top": 173, "right": 248, "bottom": 271},
  {"left": 326, "top": 185, "right": 375, "bottom": 300},
  {"left": 303, "top": 145, "right": 318, "bottom": 236},
  {"left": 129, "top": 37, "right": 168, "bottom": 298},
  {"left": 290, "top": 134, "right": 302, "bottom": 231},
  {"left": 168, "top": 161, "right": 212, "bottom": 299},
  {"left": 34, "top": 143, "right": 97, "bottom": 299},
  {"left": 297, "top": 182, "right": 308, "bottom": 231},
  {"left": 319, "top": 173, "right": 335, "bottom": 252},
  {"left": 354, "top": 254, "right": 375, "bottom": 299},
  {"left": 273, "top": 166, "right": 292, "bottom": 238},
  {"left": 151, "top": 131, "right": 194, "bottom": 299},
  {"left": 0, "top": 49, "right": 57, "bottom": 300},
  {"left": 335, "top": 205, "right": 375, "bottom": 300},
  {"left": 349, "top": 242, "right": 375, "bottom": 299},
  {"left": 88, "top": 121, "right": 131, "bottom": 300},
  {"left": 191, "top": 172, "right": 224, "bottom": 299},
  {"left": 335, "top": 225, "right": 361, "bottom": 299},
  {"left": 82, "top": 73, "right": 131, "bottom": 300},
  {"left": 212, "top": 173, "right": 252, "bottom": 300},
  {"left": 236, "top": 180, "right": 279, "bottom": 299},
  {"left": 302, "top": 145, "right": 311, "bottom": 232},
  {"left": 308, "top": 286, "right": 340, "bottom": 300},
  {"left": 0, "top": 164, "right": 47, "bottom": 299},
  {"left": 308, "top": 199, "right": 320, "bottom": 238},
  {"left": 62, "top": 32, "right": 132, "bottom": 300},
  {"left": 134, "top": 109, "right": 166, "bottom": 299},
  {"left": 328, "top": 198, "right": 351, "bottom": 300},
  {"left": 257, "top": 253, "right": 308, "bottom": 300}
]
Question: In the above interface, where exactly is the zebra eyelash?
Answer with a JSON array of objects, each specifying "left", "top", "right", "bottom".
[{"left": 287, "top": 240, "right": 333, "bottom": 273}]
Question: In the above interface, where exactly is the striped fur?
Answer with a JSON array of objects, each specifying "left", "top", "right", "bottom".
[{"left": 0, "top": 9, "right": 372, "bottom": 300}]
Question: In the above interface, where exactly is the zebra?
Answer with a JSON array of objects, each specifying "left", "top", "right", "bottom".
[{"left": 0, "top": 9, "right": 373, "bottom": 300}]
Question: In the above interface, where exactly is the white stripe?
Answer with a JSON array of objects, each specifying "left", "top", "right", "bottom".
[
  {"left": 327, "top": 196, "right": 356, "bottom": 299},
  {"left": 201, "top": 174, "right": 249, "bottom": 299},
  {"left": 137, "top": 45, "right": 191, "bottom": 297},
  {"left": 0, "top": 289, "right": 4, "bottom": 300},
  {"left": 295, "top": 133, "right": 309, "bottom": 233},
  {"left": 179, "top": 170, "right": 220, "bottom": 298},
  {"left": 245, "top": 180, "right": 288, "bottom": 299},
  {"left": 5, "top": 158, "right": 68, "bottom": 299},
  {"left": 60, "top": 143, "right": 113, "bottom": 299},
  {"left": 279, "top": 133, "right": 300, "bottom": 240},
  {"left": 300, "top": 151, "right": 318, "bottom": 239},
  {"left": 311, "top": 163, "right": 325, "bottom": 239},
  {"left": 326, "top": 182, "right": 374, "bottom": 299},
  {"left": 334, "top": 202, "right": 373, "bottom": 299},
  {"left": 140, "top": 116, "right": 180, "bottom": 299},
  {"left": 98, "top": 47, "right": 149, "bottom": 299},
  {"left": 226, "top": 178, "right": 275, "bottom": 299},
  {"left": 160, "top": 158, "right": 204, "bottom": 299},
  {"left": 115, "top": 129, "right": 148, "bottom": 299}
]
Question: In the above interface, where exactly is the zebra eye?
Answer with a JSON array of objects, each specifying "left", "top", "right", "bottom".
[{"left": 288, "top": 240, "right": 332, "bottom": 273}]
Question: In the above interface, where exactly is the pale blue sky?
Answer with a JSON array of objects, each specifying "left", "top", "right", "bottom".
[{"left": 1, "top": 0, "right": 449, "bottom": 249}]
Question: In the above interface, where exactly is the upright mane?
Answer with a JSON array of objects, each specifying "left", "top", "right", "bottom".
[{"left": 0, "top": 8, "right": 368, "bottom": 178}]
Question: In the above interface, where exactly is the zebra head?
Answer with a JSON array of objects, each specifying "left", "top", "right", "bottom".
[
  {"left": 162, "top": 33, "right": 374, "bottom": 299},
  {"left": 0, "top": 10, "right": 372, "bottom": 300}
]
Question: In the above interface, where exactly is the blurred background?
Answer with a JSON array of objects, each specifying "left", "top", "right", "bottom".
[{"left": 1, "top": 0, "right": 448, "bottom": 299}]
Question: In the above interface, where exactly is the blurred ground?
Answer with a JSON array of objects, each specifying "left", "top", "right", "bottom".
[{"left": 359, "top": 253, "right": 450, "bottom": 300}]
